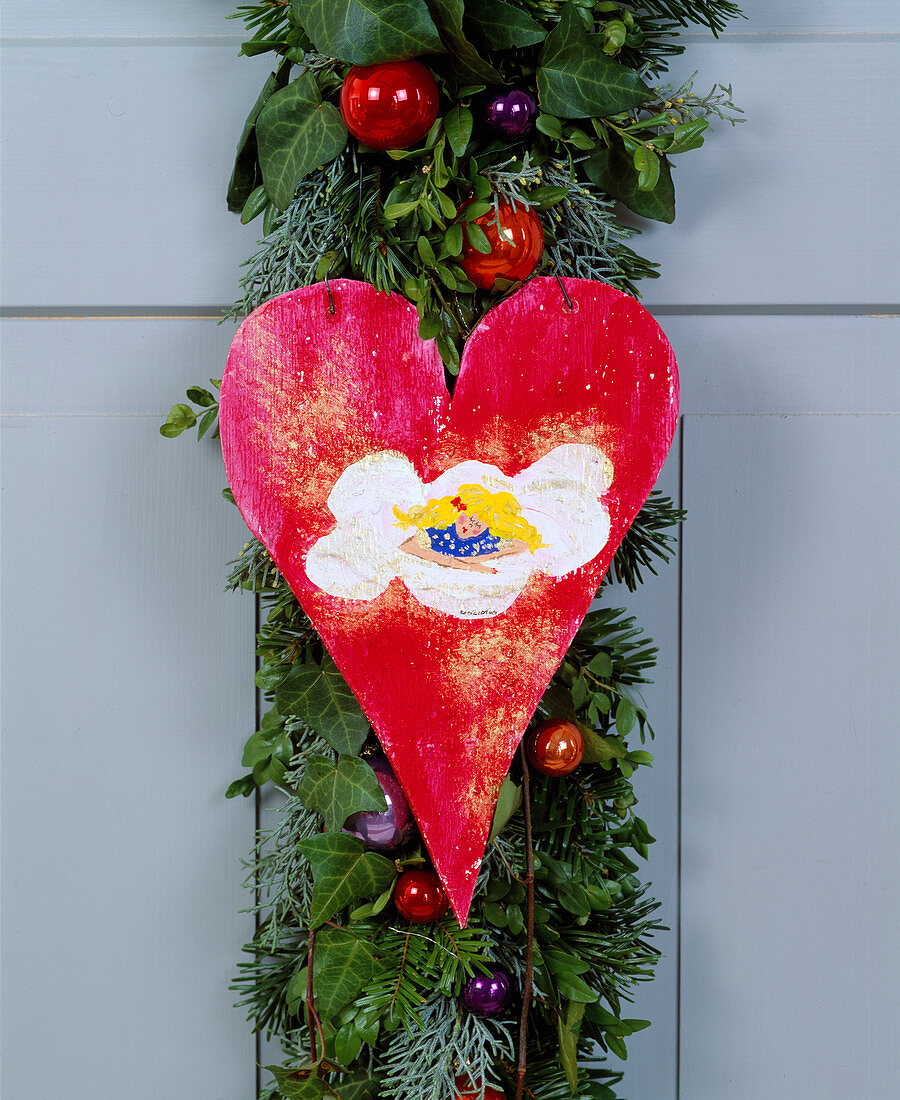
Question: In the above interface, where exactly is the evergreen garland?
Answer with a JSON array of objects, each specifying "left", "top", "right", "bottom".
[{"left": 163, "top": 2, "right": 741, "bottom": 1097}]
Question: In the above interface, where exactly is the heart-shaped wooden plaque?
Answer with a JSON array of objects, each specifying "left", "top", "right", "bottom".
[{"left": 221, "top": 277, "right": 677, "bottom": 924}]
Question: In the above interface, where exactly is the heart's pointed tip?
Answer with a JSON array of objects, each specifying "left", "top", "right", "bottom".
[{"left": 446, "top": 886, "right": 474, "bottom": 930}]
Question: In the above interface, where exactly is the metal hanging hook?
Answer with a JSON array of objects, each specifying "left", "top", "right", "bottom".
[
  {"left": 322, "top": 252, "right": 339, "bottom": 315},
  {"left": 554, "top": 271, "right": 573, "bottom": 311}
]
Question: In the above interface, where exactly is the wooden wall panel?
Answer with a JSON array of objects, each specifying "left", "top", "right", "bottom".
[
  {"left": 1, "top": 320, "right": 257, "bottom": 1097},
  {"left": 3, "top": 42, "right": 898, "bottom": 308},
  {"left": 614, "top": 446, "right": 681, "bottom": 1100},
  {"left": 661, "top": 314, "right": 900, "bottom": 414},
  {"left": 0, "top": 46, "right": 272, "bottom": 308},
  {"left": 680, "top": 413, "right": 900, "bottom": 1098},
  {"left": 638, "top": 42, "right": 900, "bottom": 307}
]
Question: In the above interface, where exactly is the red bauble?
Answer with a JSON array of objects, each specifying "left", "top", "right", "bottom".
[
  {"left": 527, "top": 719, "right": 585, "bottom": 776},
  {"left": 453, "top": 1079, "right": 506, "bottom": 1100},
  {"left": 394, "top": 868, "right": 449, "bottom": 923},
  {"left": 459, "top": 197, "right": 544, "bottom": 289},
  {"left": 340, "top": 61, "right": 439, "bottom": 151}
]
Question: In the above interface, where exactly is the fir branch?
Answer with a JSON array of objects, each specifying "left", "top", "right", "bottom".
[
  {"left": 607, "top": 490, "right": 685, "bottom": 591},
  {"left": 634, "top": 0, "right": 745, "bottom": 37},
  {"left": 378, "top": 997, "right": 514, "bottom": 1100}
]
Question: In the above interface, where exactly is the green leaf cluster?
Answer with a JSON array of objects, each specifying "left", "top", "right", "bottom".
[
  {"left": 159, "top": 381, "right": 219, "bottom": 439},
  {"left": 223, "top": 0, "right": 744, "bottom": 271}
]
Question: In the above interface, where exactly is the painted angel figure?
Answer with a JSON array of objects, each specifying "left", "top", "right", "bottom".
[
  {"left": 394, "top": 484, "right": 546, "bottom": 575},
  {"left": 304, "top": 444, "right": 612, "bottom": 619}
]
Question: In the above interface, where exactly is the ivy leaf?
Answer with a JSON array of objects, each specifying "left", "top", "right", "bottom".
[
  {"left": 538, "top": 682, "right": 576, "bottom": 721},
  {"left": 424, "top": 0, "right": 501, "bottom": 82},
  {"left": 227, "top": 60, "right": 291, "bottom": 212},
  {"left": 297, "top": 754, "right": 387, "bottom": 833},
  {"left": 294, "top": 0, "right": 443, "bottom": 65},
  {"left": 266, "top": 1063, "right": 338, "bottom": 1100},
  {"left": 313, "top": 926, "right": 378, "bottom": 1020},
  {"left": 257, "top": 72, "right": 348, "bottom": 210},
  {"left": 276, "top": 656, "right": 370, "bottom": 755},
  {"left": 299, "top": 833, "right": 396, "bottom": 926},
  {"left": 334, "top": 1071, "right": 378, "bottom": 1100},
  {"left": 537, "top": 5, "right": 649, "bottom": 119},
  {"left": 463, "top": 0, "right": 546, "bottom": 50},
  {"left": 443, "top": 106, "right": 473, "bottom": 158},
  {"left": 585, "top": 140, "right": 675, "bottom": 223}
]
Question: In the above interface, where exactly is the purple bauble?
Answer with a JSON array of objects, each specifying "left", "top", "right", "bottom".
[
  {"left": 342, "top": 754, "right": 415, "bottom": 852},
  {"left": 462, "top": 968, "right": 514, "bottom": 1016},
  {"left": 483, "top": 88, "right": 538, "bottom": 140}
]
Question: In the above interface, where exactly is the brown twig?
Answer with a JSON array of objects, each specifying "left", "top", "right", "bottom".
[
  {"left": 306, "top": 928, "right": 324, "bottom": 1063},
  {"left": 515, "top": 743, "right": 535, "bottom": 1100}
]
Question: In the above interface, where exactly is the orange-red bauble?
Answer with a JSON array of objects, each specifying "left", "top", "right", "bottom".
[
  {"left": 339, "top": 61, "right": 439, "bottom": 151},
  {"left": 453, "top": 1079, "right": 506, "bottom": 1100},
  {"left": 527, "top": 719, "right": 585, "bottom": 776},
  {"left": 394, "top": 867, "right": 449, "bottom": 922},
  {"left": 459, "top": 197, "right": 544, "bottom": 289}
]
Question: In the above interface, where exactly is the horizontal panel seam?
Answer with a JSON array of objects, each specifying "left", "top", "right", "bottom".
[
  {"left": 681, "top": 411, "right": 900, "bottom": 418},
  {"left": 0, "top": 412, "right": 168, "bottom": 419},
  {"left": 2, "top": 308, "right": 899, "bottom": 320},
  {"left": 4, "top": 32, "right": 900, "bottom": 47}
]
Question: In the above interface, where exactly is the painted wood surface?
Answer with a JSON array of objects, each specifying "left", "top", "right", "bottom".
[
  {"left": 221, "top": 277, "right": 678, "bottom": 921},
  {"left": 2, "top": 2, "right": 898, "bottom": 1097}
]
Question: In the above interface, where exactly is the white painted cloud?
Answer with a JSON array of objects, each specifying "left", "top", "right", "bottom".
[{"left": 305, "top": 444, "right": 612, "bottom": 619}]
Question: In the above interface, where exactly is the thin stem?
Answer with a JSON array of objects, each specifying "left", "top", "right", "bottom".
[
  {"left": 515, "top": 743, "right": 535, "bottom": 1100},
  {"left": 306, "top": 928, "right": 324, "bottom": 1063}
]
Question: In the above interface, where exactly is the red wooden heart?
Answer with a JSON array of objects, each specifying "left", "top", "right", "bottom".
[{"left": 221, "top": 277, "right": 677, "bottom": 924}]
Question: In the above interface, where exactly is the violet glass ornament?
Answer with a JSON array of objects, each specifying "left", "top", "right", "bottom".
[
  {"left": 462, "top": 968, "right": 514, "bottom": 1016},
  {"left": 483, "top": 89, "right": 538, "bottom": 140},
  {"left": 343, "top": 753, "right": 415, "bottom": 852}
]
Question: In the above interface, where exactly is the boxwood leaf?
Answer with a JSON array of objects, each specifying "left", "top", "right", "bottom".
[
  {"left": 557, "top": 1000, "right": 586, "bottom": 1089},
  {"left": 294, "top": 0, "right": 443, "bottom": 65},
  {"left": 299, "top": 833, "right": 396, "bottom": 926},
  {"left": 257, "top": 72, "right": 348, "bottom": 210},
  {"left": 537, "top": 5, "right": 649, "bottom": 119},
  {"left": 443, "top": 106, "right": 473, "bottom": 158},
  {"left": 297, "top": 754, "right": 387, "bottom": 833}
]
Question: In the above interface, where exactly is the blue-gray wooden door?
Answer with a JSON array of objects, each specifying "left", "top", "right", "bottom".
[{"left": 2, "top": 3, "right": 897, "bottom": 1097}]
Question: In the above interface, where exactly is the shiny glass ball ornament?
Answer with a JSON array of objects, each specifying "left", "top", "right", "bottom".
[
  {"left": 342, "top": 753, "right": 415, "bottom": 852},
  {"left": 459, "top": 197, "right": 544, "bottom": 290},
  {"left": 483, "top": 88, "right": 538, "bottom": 140},
  {"left": 339, "top": 61, "right": 439, "bottom": 151},
  {"left": 462, "top": 968, "right": 513, "bottom": 1016},
  {"left": 527, "top": 719, "right": 586, "bottom": 776},
  {"left": 453, "top": 1078, "right": 506, "bottom": 1100},
  {"left": 393, "top": 868, "right": 449, "bottom": 923}
]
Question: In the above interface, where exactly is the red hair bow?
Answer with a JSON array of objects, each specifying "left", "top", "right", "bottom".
[{"left": 451, "top": 496, "right": 466, "bottom": 512}]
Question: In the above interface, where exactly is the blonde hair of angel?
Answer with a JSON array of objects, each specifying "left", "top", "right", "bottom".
[{"left": 394, "top": 483, "right": 546, "bottom": 552}]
